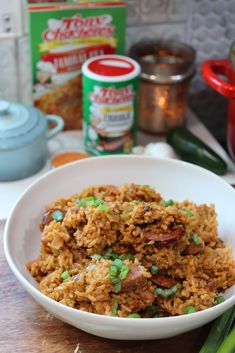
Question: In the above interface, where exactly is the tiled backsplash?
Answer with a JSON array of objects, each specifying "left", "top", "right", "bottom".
[
  {"left": 0, "top": 0, "right": 233, "bottom": 145},
  {"left": 0, "top": 37, "right": 18, "bottom": 101},
  {"left": 126, "top": 0, "right": 191, "bottom": 45}
]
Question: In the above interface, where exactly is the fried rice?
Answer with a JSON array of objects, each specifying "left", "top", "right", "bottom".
[{"left": 27, "top": 184, "right": 235, "bottom": 318}]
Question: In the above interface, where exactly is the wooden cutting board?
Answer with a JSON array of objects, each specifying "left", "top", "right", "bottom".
[{"left": 0, "top": 220, "right": 211, "bottom": 353}]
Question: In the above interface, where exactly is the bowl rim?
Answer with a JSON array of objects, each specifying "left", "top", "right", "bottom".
[{"left": 3, "top": 155, "right": 235, "bottom": 323}]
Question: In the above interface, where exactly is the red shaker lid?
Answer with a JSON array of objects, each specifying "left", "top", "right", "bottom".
[{"left": 82, "top": 55, "right": 141, "bottom": 82}]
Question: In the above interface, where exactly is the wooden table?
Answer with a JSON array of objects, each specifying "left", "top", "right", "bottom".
[{"left": 0, "top": 219, "right": 211, "bottom": 353}]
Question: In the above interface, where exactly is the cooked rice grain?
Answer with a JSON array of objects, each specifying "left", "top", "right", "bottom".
[{"left": 27, "top": 183, "right": 235, "bottom": 317}]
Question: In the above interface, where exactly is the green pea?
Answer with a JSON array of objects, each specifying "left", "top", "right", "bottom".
[
  {"left": 183, "top": 306, "right": 197, "bottom": 314},
  {"left": 164, "top": 199, "right": 174, "bottom": 207},
  {"left": 151, "top": 265, "right": 159, "bottom": 275},
  {"left": 183, "top": 208, "right": 193, "bottom": 218},
  {"left": 128, "top": 313, "right": 140, "bottom": 318},
  {"left": 216, "top": 296, "right": 225, "bottom": 305}
]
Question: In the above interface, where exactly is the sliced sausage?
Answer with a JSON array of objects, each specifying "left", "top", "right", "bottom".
[
  {"left": 139, "top": 290, "right": 155, "bottom": 305},
  {"left": 121, "top": 265, "right": 147, "bottom": 292},
  {"left": 182, "top": 243, "right": 203, "bottom": 256},
  {"left": 195, "top": 277, "right": 216, "bottom": 291},
  {"left": 152, "top": 275, "right": 177, "bottom": 289},
  {"left": 143, "top": 226, "right": 185, "bottom": 246},
  {"left": 99, "top": 185, "right": 119, "bottom": 195},
  {"left": 143, "top": 205, "right": 152, "bottom": 213},
  {"left": 205, "top": 280, "right": 216, "bottom": 291},
  {"left": 41, "top": 208, "right": 64, "bottom": 229}
]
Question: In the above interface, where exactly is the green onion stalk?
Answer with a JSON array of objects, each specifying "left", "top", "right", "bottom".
[
  {"left": 216, "top": 324, "right": 235, "bottom": 353},
  {"left": 199, "top": 306, "right": 235, "bottom": 353}
]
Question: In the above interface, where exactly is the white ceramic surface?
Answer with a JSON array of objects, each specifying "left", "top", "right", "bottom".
[{"left": 3, "top": 156, "right": 235, "bottom": 340}]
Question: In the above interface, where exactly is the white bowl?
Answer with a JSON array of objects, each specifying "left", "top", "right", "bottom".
[{"left": 3, "top": 156, "right": 235, "bottom": 340}]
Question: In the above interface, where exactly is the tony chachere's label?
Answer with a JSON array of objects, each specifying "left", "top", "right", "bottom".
[{"left": 82, "top": 55, "right": 140, "bottom": 155}]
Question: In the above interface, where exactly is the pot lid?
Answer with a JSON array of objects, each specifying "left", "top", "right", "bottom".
[{"left": 0, "top": 100, "right": 47, "bottom": 150}]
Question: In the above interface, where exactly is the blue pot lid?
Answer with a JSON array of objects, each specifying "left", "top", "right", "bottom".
[{"left": 0, "top": 100, "right": 47, "bottom": 150}]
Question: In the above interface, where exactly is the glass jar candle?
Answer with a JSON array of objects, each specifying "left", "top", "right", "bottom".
[{"left": 130, "top": 40, "right": 196, "bottom": 135}]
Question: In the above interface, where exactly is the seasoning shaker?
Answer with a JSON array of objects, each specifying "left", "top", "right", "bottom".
[
  {"left": 130, "top": 40, "right": 196, "bottom": 135},
  {"left": 82, "top": 55, "right": 140, "bottom": 155}
]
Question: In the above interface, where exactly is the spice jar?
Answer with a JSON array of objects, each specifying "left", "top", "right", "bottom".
[
  {"left": 82, "top": 55, "right": 141, "bottom": 155},
  {"left": 130, "top": 40, "right": 196, "bottom": 135}
]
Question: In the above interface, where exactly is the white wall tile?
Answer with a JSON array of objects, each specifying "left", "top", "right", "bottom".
[
  {"left": 21, "top": 0, "right": 29, "bottom": 35},
  {"left": 0, "top": 0, "right": 23, "bottom": 36},
  {"left": 167, "top": 0, "right": 191, "bottom": 22},
  {"left": 126, "top": 0, "right": 142, "bottom": 27},
  {"left": 126, "top": 23, "right": 186, "bottom": 50},
  {"left": 127, "top": 0, "right": 191, "bottom": 27},
  {"left": 0, "top": 37, "right": 18, "bottom": 101},
  {"left": 17, "top": 36, "right": 32, "bottom": 104},
  {"left": 139, "top": 0, "right": 169, "bottom": 25}
]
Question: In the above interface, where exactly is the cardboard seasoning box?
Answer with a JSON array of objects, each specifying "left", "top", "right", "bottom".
[{"left": 27, "top": 1, "right": 127, "bottom": 130}]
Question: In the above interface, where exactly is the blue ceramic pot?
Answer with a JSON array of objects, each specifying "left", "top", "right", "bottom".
[{"left": 0, "top": 100, "right": 64, "bottom": 181}]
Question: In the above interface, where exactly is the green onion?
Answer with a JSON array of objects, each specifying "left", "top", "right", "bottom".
[
  {"left": 98, "top": 204, "right": 110, "bottom": 212},
  {"left": 61, "top": 270, "right": 70, "bottom": 281},
  {"left": 85, "top": 196, "right": 96, "bottom": 201},
  {"left": 199, "top": 306, "right": 235, "bottom": 353},
  {"left": 112, "top": 299, "right": 119, "bottom": 317},
  {"left": 142, "top": 184, "right": 149, "bottom": 188},
  {"left": 76, "top": 199, "right": 86, "bottom": 207},
  {"left": 133, "top": 200, "right": 140, "bottom": 205},
  {"left": 150, "top": 265, "right": 159, "bottom": 275},
  {"left": 192, "top": 234, "right": 201, "bottom": 246},
  {"left": 126, "top": 254, "right": 135, "bottom": 261},
  {"left": 153, "top": 313, "right": 162, "bottom": 318},
  {"left": 216, "top": 296, "right": 225, "bottom": 305},
  {"left": 182, "top": 208, "right": 193, "bottom": 217},
  {"left": 216, "top": 324, "right": 235, "bottom": 353},
  {"left": 104, "top": 247, "right": 113, "bottom": 259},
  {"left": 91, "top": 254, "right": 102, "bottom": 261},
  {"left": 119, "top": 253, "right": 135, "bottom": 261},
  {"left": 63, "top": 277, "right": 71, "bottom": 283},
  {"left": 145, "top": 305, "right": 158, "bottom": 314},
  {"left": 113, "top": 259, "right": 124, "bottom": 270},
  {"left": 154, "top": 285, "right": 178, "bottom": 297},
  {"left": 86, "top": 199, "right": 96, "bottom": 207},
  {"left": 76, "top": 196, "right": 105, "bottom": 208},
  {"left": 52, "top": 210, "right": 64, "bottom": 222},
  {"left": 128, "top": 313, "right": 141, "bottom": 318},
  {"left": 109, "top": 264, "right": 118, "bottom": 279},
  {"left": 94, "top": 198, "right": 104, "bottom": 206},
  {"left": 164, "top": 199, "right": 174, "bottom": 207},
  {"left": 183, "top": 306, "right": 197, "bottom": 314},
  {"left": 119, "top": 264, "right": 129, "bottom": 280},
  {"left": 104, "top": 247, "right": 116, "bottom": 260},
  {"left": 113, "top": 278, "right": 122, "bottom": 293}
]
